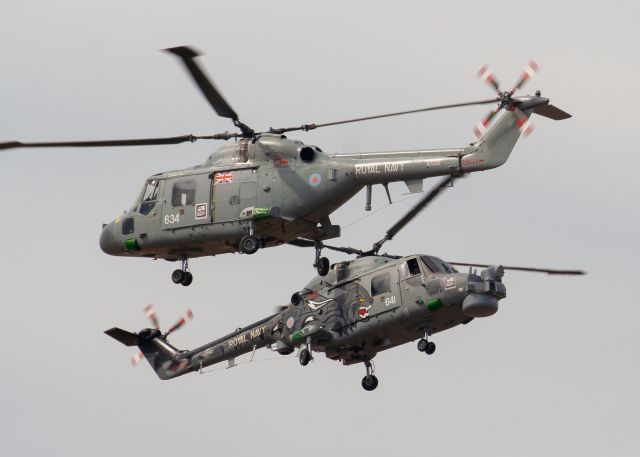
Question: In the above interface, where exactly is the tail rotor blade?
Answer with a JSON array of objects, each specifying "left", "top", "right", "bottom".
[
  {"left": 512, "top": 60, "right": 539, "bottom": 93},
  {"left": 131, "top": 351, "right": 144, "bottom": 367},
  {"left": 165, "top": 309, "right": 194, "bottom": 337},
  {"left": 143, "top": 304, "right": 160, "bottom": 330},
  {"left": 514, "top": 108, "right": 535, "bottom": 137},
  {"left": 478, "top": 65, "right": 501, "bottom": 93},
  {"left": 473, "top": 108, "right": 501, "bottom": 138}
]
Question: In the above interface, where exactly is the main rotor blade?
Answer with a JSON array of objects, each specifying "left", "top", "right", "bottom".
[
  {"left": 287, "top": 238, "right": 316, "bottom": 248},
  {"left": 323, "top": 244, "right": 365, "bottom": 256},
  {"left": 449, "top": 262, "right": 586, "bottom": 275},
  {"left": 388, "top": 175, "right": 457, "bottom": 240},
  {"left": 288, "top": 176, "right": 461, "bottom": 257},
  {"left": 0, "top": 134, "right": 207, "bottom": 150},
  {"left": 269, "top": 98, "right": 499, "bottom": 134},
  {"left": 164, "top": 46, "right": 239, "bottom": 121}
]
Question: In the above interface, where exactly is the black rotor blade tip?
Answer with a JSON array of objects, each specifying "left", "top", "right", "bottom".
[
  {"left": 163, "top": 46, "right": 200, "bottom": 59},
  {"left": 0, "top": 141, "right": 23, "bottom": 150}
]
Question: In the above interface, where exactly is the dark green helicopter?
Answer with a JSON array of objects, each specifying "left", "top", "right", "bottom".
[
  {"left": 106, "top": 176, "right": 584, "bottom": 391},
  {"left": 1, "top": 48, "right": 570, "bottom": 285}
]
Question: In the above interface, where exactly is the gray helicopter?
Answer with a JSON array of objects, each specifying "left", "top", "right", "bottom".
[
  {"left": 1, "top": 48, "right": 570, "bottom": 286},
  {"left": 106, "top": 176, "right": 584, "bottom": 391}
]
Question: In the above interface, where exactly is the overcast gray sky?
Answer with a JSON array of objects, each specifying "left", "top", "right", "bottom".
[{"left": 1, "top": 1, "right": 638, "bottom": 456}]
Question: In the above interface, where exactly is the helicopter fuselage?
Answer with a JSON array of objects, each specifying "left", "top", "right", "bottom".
[
  {"left": 98, "top": 104, "right": 523, "bottom": 264},
  {"left": 106, "top": 254, "right": 506, "bottom": 387}
]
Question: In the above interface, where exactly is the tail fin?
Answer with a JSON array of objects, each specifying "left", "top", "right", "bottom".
[
  {"left": 105, "top": 327, "right": 140, "bottom": 346},
  {"left": 533, "top": 103, "right": 571, "bottom": 120},
  {"left": 105, "top": 327, "right": 191, "bottom": 380},
  {"left": 468, "top": 96, "right": 571, "bottom": 170}
]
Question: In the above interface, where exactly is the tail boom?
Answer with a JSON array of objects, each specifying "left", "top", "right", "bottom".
[
  {"left": 330, "top": 95, "right": 569, "bottom": 188},
  {"left": 105, "top": 313, "right": 282, "bottom": 380}
]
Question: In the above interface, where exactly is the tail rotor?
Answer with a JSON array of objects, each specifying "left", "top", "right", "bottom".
[
  {"left": 129, "top": 305, "right": 193, "bottom": 368},
  {"left": 474, "top": 60, "right": 539, "bottom": 138}
]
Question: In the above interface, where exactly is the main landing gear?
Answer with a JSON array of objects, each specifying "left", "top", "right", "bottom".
[
  {"left": 313, "top": 241, "right": 330, "bottom": 277},
  {"left": 417, "top": 331, "right": 436, "bottom": 355},
  {"left": 171, "top": 259, "right": 193, "bottom": 287},
  {"left": 239, "top": 235, "right": 259, "bottom": 254},
  {"left": 361, "top": 360, "right": 378, "bottom": 391},
  {"left": 239, "top": 221, "right": 260, "bottom": 255},
  {"left": 298, "top": 341, "right": 379, "bottom": 391}
]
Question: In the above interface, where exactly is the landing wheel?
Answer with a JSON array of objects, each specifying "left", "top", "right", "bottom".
[
  {"left": 315, "top": 257, "right": 330, "bottom": 276},
  {"left": 425, "top": 342, "right": 436, "bottom": 355},
  {"left": 299, "top": 349, "right": 312, "bottom": 366},
  {"left": 417, "top": 338, "right": 428, "bottom": 352},
  {"left": 361, "top": 375, "right": 379, "bottom": 391},
  {"left": 181, "top": 272, "right": 193, "bottom": 287},
  {"left": 171, "top": 269, "right": 185, "bottom": 284},
  {"left": 239, "top": 235, "right": 259, "bottom": 254}
]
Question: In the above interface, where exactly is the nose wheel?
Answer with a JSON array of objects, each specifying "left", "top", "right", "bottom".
[
  {"left": 361, "top": 360, "right": 378, "bottom": 391},
  {"left": 171, "top": 259, "right": 193, "bottom": 286},
  {"left": 298, "top": 337, "right": 313, "bottom": 366}
]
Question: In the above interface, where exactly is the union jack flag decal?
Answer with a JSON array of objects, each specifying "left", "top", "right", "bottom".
[{"left": 215, "top": 171, "right": 234, "bottom": 184}]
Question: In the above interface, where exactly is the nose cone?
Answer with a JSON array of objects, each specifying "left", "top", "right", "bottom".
[
  {"left": 99, "top": 223, "right": 119, "bottom": 256},
  {"left": 462, "top": 293, "right": 499, "bottom": 318}
]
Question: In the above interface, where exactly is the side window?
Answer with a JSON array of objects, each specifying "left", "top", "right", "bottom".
[
  {"left": 139, "top": 179, "right": 159, "bottom": 216},
  {"left": 399, "top": 258, "right": 423, "bottom": 286},
  {"left": 172, "top": 180, "right": 196, "bottom": 207},
  {"left": 371, "top": 273, "right": 391, "bottom": 296}
]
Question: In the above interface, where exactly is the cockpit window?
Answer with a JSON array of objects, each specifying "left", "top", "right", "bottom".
[
  {"left": 407, "top": 258, "right": 421, "bottom": 275},
  {"left": 139, "top": 179, "right": 160, "bottom": 215},
  {"left": 171, "top": 180, "right": 196, "bottom": 207},
  {"left": 421, "top": 256, "right": 456, "bottom": 273}
]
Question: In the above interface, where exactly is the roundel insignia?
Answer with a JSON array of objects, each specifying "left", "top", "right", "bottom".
[
  {"left": 308, "top": 172, "right": 322, "bottom": 187},
  {"left": 286, "top": 317, "right": 295, "bottom": 329}
]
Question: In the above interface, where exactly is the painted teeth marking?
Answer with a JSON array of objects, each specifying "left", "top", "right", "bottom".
[{"left": 307, "top": 298, "right": 332, "bottom": 310}]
